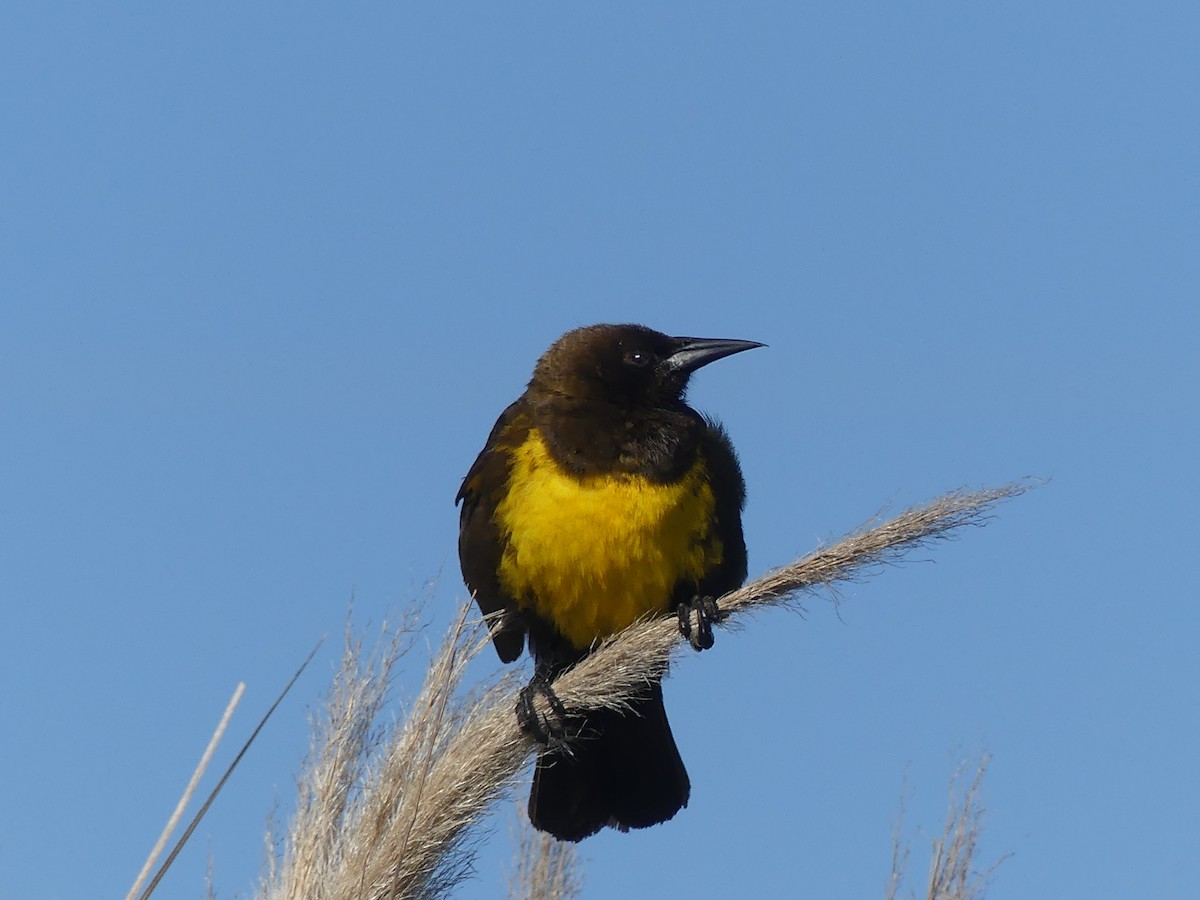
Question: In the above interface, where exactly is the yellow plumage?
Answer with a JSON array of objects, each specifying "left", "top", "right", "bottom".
[{"left": 495, "top": 429, "right": 723, "bottom": 649}]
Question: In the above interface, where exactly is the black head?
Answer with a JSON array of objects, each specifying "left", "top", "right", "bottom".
[{"left": 530, "top": 323, "right": 763, "bottom": 408}]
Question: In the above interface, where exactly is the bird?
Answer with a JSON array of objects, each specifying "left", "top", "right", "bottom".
[{"left": 456, "top": 322, "right": 761, "bottom": 841}]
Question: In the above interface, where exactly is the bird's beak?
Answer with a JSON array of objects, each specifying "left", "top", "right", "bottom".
[{"left": 661, "top": 336, "right": 766, "bottom": 376}]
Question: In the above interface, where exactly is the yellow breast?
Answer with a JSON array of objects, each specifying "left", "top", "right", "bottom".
[{"left": 495, "top": 429, "right": 722, "bottom": 650}]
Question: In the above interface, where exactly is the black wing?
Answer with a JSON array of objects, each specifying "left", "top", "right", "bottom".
[
  {"left": 455, "top": 398, "right": 532, "bottom": 662},
  {"left": 694, "top": 416, "right": 749, "bottom": 599}
]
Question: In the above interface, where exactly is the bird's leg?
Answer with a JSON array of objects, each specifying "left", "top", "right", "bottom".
[
  {"left": 516, "top": 670, "right": 569, "bottom": 746},
  {"left": 676, "top": 594, "right": 728, "bottom": 651}
]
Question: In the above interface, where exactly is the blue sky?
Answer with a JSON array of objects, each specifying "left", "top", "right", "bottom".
[{"left": 2, "top": 3, "right": 1197, "bottom": 897}]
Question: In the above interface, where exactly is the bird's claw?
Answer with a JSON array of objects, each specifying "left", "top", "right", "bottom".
[
  {"left": 677, "top": 594, "right": 726, "bottom": 651},
  {"left": 517, "top": 673, "right": 569, "bottom": 746}
]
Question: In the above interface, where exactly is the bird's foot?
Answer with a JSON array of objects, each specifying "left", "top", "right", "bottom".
[
  {"left": 517, "top": 672, "right": 569, "bottom": 746},
  {"left": 677, "top": 594, "right": 727, "bottom": 651}
]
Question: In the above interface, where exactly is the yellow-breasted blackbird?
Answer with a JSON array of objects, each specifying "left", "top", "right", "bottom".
[{"left": 456, "top": 323, "right": 761, "bottom": 841}]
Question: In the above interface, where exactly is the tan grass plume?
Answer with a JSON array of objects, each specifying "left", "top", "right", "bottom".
[
  {"left": 260, "top": 483, "right": 1030, "bottom": 900},
  {"left": 886, "top": 754, "right": 1007, "bottom": 900},
  {"left": 507, "top": 811, "right": 584, "bottom": 900}
]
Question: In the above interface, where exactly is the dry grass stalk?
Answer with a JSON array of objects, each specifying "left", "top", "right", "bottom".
[
  {"left": 262, "top": 483, "right": 1028, "bottom": 899},
  {"left": 924, "top": 755, "right": 1004, "bottom": 900},
  {"left": 261, "top": 609, "right": 526, "bottom": 900},
  {"left": 507, "top": 811, "right": 584, "bottom": 900},
  {"left": 885, "top": 755, "right": 1006, "bottom": 900},
  {"left": 885, "top": 777, "right": 913, "bottom": 900},
  {"left": 262, "top": 626, "right": 397, "bottom": 898},
  {"left": 127, "top": 682, "right": 245, "bottom": 900}
]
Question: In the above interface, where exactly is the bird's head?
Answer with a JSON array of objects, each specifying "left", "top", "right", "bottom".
[{"left": 530, "top": 323, "right": 763, "bottom": 409}]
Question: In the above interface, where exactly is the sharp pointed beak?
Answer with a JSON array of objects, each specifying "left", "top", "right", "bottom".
[{"left": 660, "top": 336, "right": 766, "bottom": 376}]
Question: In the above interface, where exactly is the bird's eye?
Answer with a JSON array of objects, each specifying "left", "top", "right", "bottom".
[{"left": 623, "top": 350, "right": 654, "bottom": 369}]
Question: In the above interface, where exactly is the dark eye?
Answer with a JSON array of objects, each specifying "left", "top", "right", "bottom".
[{"left": 623, "top": 350, "right": 655, "bottom": 368}]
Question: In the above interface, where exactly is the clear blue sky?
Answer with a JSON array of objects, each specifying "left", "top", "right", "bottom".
[{"left": 2, "top": 3, "right": 1196, "bottom": 898}]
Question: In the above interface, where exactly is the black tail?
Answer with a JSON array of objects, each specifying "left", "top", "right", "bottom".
[{"left": 528, "top": 680, "right": 690, "bottom": 842}]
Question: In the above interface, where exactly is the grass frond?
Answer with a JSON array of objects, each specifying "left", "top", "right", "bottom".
[
  {"left": 886, "top": 754, "right": 1008, "bottom": 900},
  {"left": 259, "top": 483, "right": 1029, "bottom": 898},
  {"left": 507, "top": 810, "right": 584, "bottom": 900}
]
